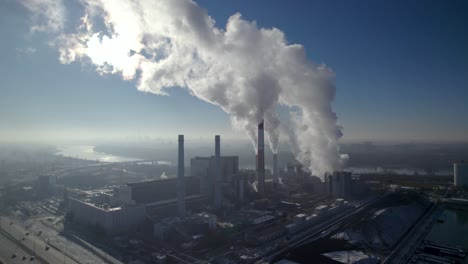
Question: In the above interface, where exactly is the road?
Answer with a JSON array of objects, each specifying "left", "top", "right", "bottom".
[
  {"left": 0, "top": 231, "right": 43, "bottom": 264},
  {"left": 0, "top": 217, "right": 78, "bottom": 264}
]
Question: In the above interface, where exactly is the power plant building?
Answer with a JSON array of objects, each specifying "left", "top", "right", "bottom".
[
  {"left": 190, "top": 155, "right": 239, "bottom": 204},
  {"left": 326, "top": 172, "right": 352, "bottom": 199},
  {"left": 116, "top": 177, "right": 200, "bottom": 205},
  {"left": 454, "top": 161, "right": 468, "bottom": 188},
  {"left": 190, "top": 157, "right": 211, "bottom": 195},
  {"left": 68, "top": 197, "right": 146, "bottom": 234}
]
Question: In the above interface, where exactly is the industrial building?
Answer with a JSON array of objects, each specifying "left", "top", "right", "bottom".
[
  {"left": 68, "top": 196, "right": 146, "bottom": 234},
  {"left": 281, "top": 162, "right": 306, "bottom": 185},
  {"left": 190, "top": 157, "right": 239, "bottom": 192},
  {"left": 190, "top": 157, "right": 211, "bottom": 195},
  {"left": 231, "top": 171, "right": 250, "bottom": 201},
  {"left": 454, "top": 161, "right": 468, "bottom": 188},
  {"left": 115, "top": 176, "right": 200, "bottom": 205},
  {"left": 189, "top": 135, "right": 239, "bottom": 208},
  {"left": 188, "top": 122, "right": 272, "bottom": 202},
  {"left": 325, "top": 171, "right": 352, "bottom": 199}
]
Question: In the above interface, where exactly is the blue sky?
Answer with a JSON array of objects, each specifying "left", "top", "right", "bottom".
[{"left": 1, "top": 0, "right": 467, "bottom": 143}]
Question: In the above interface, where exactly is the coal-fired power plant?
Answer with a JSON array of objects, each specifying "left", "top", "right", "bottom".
[
  {"left": 177, "top": 135, "right": 186, "bottom": 219},
  {"left": 22, "top": 0, "right": 349, "bottom": 182},
  {"left": 257, "top": 121, "right": 265, "bottom": 196},
  {"left": 214, "top": 135, "right": 222, "bottom": 208}
]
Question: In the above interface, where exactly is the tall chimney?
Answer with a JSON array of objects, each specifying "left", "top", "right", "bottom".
[
  {"left": 257, "top": 121, "right": 265, "bottom": 196},
  {"left": 214, "top": 135, "right": 222, "bottom": 208},
  {"left": 273, "top": 153, "right": 279, "bottom": 183},
  {"left": 177, "top": 135, "right": 185, "bottom": 219}
]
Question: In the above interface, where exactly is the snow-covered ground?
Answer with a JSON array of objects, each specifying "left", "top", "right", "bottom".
[
  {"left": 333, "top": 200, "right": 429, "bottom": 251},
  {"left": 322, "top": 250, "right": 380, "bottom": 264}
]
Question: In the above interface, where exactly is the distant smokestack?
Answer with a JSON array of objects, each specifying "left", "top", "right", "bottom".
[
  {"left": 273, "top": 153, "right": 278, "bottom": 183},
  {"left": 177, "top": 135, "right": 185, "bottom": 219},
  {"left": 214, "top": 135, "right": 222, "bottom": 208},
  {"left": 257, "top": 121, "right": 265, "bottom": 196}
]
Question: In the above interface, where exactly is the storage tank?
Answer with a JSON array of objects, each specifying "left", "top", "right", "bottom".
[{"left": 454, "top": 161, "right": 468, "bottom": 188}]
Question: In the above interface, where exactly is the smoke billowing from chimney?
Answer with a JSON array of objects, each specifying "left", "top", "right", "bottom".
[
  {"left": 21, "top": 0, "right": 347, "bottom": 178},
  {"left": 257, "top": 121, "right": 265, "bottom": 196},
  {"left": 273, "top": 153, "right": 279, "bottom": 183}
]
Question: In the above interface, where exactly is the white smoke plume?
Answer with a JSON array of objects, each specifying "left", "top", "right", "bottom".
[{"left": 20, "top": 0, "right": 347, "bottom": 178}]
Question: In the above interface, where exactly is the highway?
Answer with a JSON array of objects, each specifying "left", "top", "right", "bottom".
[
  {"left": 0, "top": 231, "right": 42, "bottom": 264},
  {"left": 0, "top": 217, "right": 78, "bottom": 264}
]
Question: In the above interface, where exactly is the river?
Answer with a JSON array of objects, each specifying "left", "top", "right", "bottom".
[
  {"left": 56, "top": 145, "right": 142, "bottom": 163},
  {"left": 426, "top": 208, "right": 468, "bottom": 263}
]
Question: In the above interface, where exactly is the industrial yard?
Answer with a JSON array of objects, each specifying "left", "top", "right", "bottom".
[{"left": 1, "top": 135, "right": 467, "bottom": 264}]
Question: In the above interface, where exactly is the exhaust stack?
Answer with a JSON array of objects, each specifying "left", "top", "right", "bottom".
[
  {"left": 214, "top": 135, "right": 222, "bottom": 208},
  {"left": 257, "top": 121, "right": 265, "bottom": 196},
  {"left": 273, "top": 153, "right": 278, "bottom": 183},
  {"left": 177, "top": 135, "right": 185, "bottom": 219}
]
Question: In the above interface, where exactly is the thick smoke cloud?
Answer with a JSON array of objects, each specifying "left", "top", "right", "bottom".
[{"left": 21, "top": 0, "right": 347, "bottom": 178}]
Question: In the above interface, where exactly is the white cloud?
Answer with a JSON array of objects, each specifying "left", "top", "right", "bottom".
[{"left": 20, "top": 0, "right": 66, "bottom": 33}]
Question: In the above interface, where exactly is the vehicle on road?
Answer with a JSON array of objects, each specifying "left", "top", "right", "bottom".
[
  {"left": 22, "top": 256, "right": 27, "bottom": 260},
  {"left": 30, "top": 256, "right": 35, "bottom": 261},
  {"left": 11, "top": 253, "right": 17, "bottom": 258}
]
